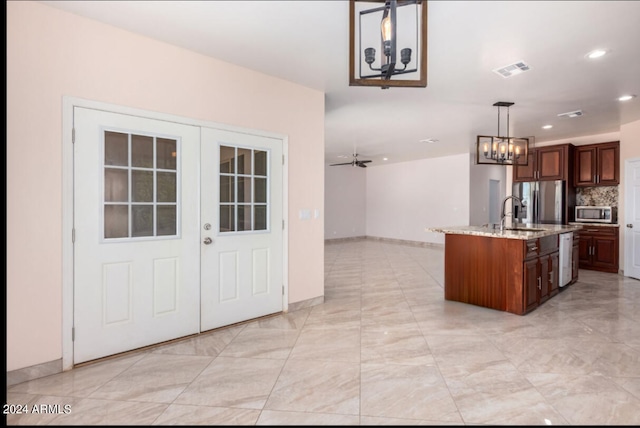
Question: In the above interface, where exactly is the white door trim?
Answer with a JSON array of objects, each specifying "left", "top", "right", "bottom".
[{"left": 61, "top": 96, "right": 289, "bottom": 370}]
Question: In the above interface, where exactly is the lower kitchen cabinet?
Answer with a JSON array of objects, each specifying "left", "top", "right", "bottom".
[
  {"left": 571, "top": 234, "right": 580, "bottom": 283},
  {"left": 524, "top": 237, "right": 559, "bottom": 313},
  {"left": 578, "top": 225, "right": 619, "bottom": 273}
]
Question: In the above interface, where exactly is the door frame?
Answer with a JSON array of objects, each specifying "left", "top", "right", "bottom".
[{"left": 62, "top": 96, "right": 289, "bottom": 370}]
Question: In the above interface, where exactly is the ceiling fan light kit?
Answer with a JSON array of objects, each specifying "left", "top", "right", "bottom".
[
  {"left": 349, "top": 0, "right": 428, "bottom": 89},
  {"left": 476, "top": 101, "right": 529, "bottom": 166}
]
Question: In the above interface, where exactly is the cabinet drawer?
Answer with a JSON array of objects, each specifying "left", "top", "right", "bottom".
[
  {"left": 580, "top": 226, "right": 617, "bottom": 236},
  {"left": 525, "top": 239, "right": 539, "bottom": 259}
]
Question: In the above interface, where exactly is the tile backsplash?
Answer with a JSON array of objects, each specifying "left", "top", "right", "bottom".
[{"left": 576, "top": 186, "right": 618, "bottom": 206}]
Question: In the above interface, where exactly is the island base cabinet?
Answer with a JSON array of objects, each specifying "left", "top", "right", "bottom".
[{"left": 444, "top": 233, "right": 559, "bottom": 315}]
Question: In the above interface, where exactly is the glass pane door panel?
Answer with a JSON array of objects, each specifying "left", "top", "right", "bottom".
[
  {"left": 157, "top": 138, "right": 177, "bottom": 170},
  {"left": 157, "top": 172, "right": 176, "bottom": 202},
  {"left": 254, "top": 150, "right": 267, "bottom": 176},
  {"left": 132, "top": 170, "right": 153, "bottom": 202},
  {"left": 103, "top": 130, "right": 179, "bottom": 239},
  {"left": 220, "top": 205, "right": 235, "bottom": 232},
  {"left": 105, "top": 169, "right": 128, "bottom": 202},
  {"left": 220, "top": 176, "right": 235, "bottom": 203},
  {"left": 104, "top": 131, "right": 129, "bottom": 166},
  {"left": 132, "top": 205, "right": 153, "bottom": 237},
  {"left": 237, "top": 205, "right": 251, "bottom": 231},
  {"left": 238, "top": 177, "right": 251, "bottom": 203},
  {"left": 220, "top": 146, "right": 235, "bottom": 173},
  {"left": 254, "top": 205, "right": 267, "bottom": 230},
  {"left": 237, "top": 149, "right": 251, "bottom": 174},
  {"left": 104, "top": 205, "right": 128, "bottom": 238},
  {"left": 218, "top": 144, "right": 270, "bottom": 234},
  {"left": 131, "top": 134, "right": 154, "bottom": 168},
  {"left": 157, "top": 206, "right": 176, "bottom": 236},
  {"left": 254, "top": 177, "right": 267, "bottom": 203}
]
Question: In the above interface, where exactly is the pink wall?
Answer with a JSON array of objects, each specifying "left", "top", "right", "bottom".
[{"left": 7, "top": 2, "right": 325, "bottom": 371}]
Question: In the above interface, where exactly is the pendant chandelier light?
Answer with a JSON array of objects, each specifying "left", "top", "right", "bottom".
[
  {"left": 349, "top": 0, "right": 428, "bottom": 89},
  {"left": 476, "top": 102, "right": 529, "bottom": 166}
]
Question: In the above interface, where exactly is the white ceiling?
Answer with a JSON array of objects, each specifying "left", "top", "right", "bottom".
[{"left": 41, "top": 0, "right": 640, "bottom": 166}]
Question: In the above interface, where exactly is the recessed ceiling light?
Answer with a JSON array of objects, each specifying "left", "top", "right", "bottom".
[
  {"left": 586, "top": 49, "right": 608, "bottom": 59},
  {"left": 542, "top": 125, "right": 553, "bottom": 129},
  {"left": 383, "top": 157, "right": 388, "bottom": 161},
  {"left": 420, "top": 138, "right": 439, "bottom": 144},
  {"left": 618, "top": 94, "right": 637, "bottom": 102}
]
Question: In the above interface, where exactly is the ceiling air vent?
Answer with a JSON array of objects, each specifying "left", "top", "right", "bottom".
[
  {"left": 557, "top": 110, "right": 583, "bottom": 118},
  {"left": 492, "top": 61, "right": 531, "bottom": 78}
]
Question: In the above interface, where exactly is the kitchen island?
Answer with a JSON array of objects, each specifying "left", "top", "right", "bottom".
[{"left": 428, "top": 224, "right": 582, "bottom": 315}]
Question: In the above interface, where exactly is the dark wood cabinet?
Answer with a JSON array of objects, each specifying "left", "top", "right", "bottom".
[
  {"left": 574, "top": 141, "right": 620, "bottom": 186},
  {"left": 444, "top": 232, "right": 565, "bottom": 315},
  {"left": 578, "top": 225, "right": 619, "bottom": 273},
  {"left": 514, "top": 144, "right": 571, "bottom": 182},
  {"left": 571, "top": 234, "right": 579, "bottom": 284},
  {"left": 523, "top": 236, "right": 559, "bottom": 312}
]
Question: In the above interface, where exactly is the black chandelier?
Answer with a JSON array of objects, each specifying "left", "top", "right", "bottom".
[
  {"left": 349, "top": 0, "right": 428, "bottom": 89},
  {"left": 476, "top": 102, "right": 530, "bottom": 166}
]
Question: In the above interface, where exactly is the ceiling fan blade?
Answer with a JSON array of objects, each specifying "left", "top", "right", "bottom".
[
  {"left": 330, "top": 162, "right": 354, "bottom": 166},
  {"left": 358, "top": 163, "right": 367, "bottom": 168},
  {"left": 359, "top": 160, "right": 372, "bottom": 163}
]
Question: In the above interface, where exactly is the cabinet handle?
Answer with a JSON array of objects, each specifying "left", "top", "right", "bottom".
[
  {"left": 549, "top": 271, "right": 553, "bottom": 282},
  {"left": 529, "top": 246, "right": 538, "bottom": 251},
  {"left": 537, "top": 277, "right": 542, "bottom": 290}
]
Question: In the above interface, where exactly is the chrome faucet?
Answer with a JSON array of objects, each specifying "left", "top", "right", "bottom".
[{"left": 500, "top": 195, "right": 523, "bottom": 231}]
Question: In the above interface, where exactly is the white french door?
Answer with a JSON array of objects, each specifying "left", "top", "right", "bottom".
[
  {"left": 624, "top": 158, "right": 640, "bottom": 280},
  {"left": 73, "top": 107, "right": 201, "bottom": 363},
  {"left": 200, "top": 128, "right": 284, "bottom": 331},
  {"left": 72, "top": 107, "right": 285, "bottom": 364}
]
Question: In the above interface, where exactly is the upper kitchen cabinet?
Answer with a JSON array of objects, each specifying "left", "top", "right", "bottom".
[
  {"left": 574, "top": 141, "right": 620, "bottom": 186},
  {"left": 513, "top": 144, "right": 572, "bottom": 182}
]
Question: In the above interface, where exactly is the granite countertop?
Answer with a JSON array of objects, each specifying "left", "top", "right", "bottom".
[
  {"left": 426, "top": 224, "right": 583, "bottom": 240},
  {"left": 568, "top": 222, "right": 619, "bottom": 228}
]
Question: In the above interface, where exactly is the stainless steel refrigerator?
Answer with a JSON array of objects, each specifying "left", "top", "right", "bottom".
[{"left": 512, "top": 180, "right": 566, "bottom": 224}]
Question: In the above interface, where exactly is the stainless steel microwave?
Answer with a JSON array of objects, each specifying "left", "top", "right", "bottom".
[{"left": 575, "top": 206, "right": 617, "bottom": 223}]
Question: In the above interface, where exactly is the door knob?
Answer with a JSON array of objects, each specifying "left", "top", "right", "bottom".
[
  {"left": 628, "top": 224, "right": 634, "bottom": 228},
  {"left": 203, "top": 237, "right": 213, "bottom": 245}
]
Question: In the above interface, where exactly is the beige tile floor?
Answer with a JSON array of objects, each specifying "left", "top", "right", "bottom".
[{"left": 6, "top": 239, "right": 640, "bottom": 425}]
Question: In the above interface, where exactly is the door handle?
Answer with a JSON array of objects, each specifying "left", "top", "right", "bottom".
[
  {"left": 203, "top": 237, "right": 213, "bottom": 245},
  {"left": 628, "top": 224, "right": 634, "bottom": 228}
]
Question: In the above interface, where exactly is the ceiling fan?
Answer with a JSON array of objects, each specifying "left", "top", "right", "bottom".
[{"left": 330, "top": 153, "right": 372, "bottom": 168}]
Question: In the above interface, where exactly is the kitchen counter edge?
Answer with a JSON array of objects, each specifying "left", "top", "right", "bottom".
[{"left": 426, "top": 224, "right": 583, "bottom": 240}]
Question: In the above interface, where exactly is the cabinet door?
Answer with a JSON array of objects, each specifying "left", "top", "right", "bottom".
[
  {"left": 572, "top": 244, "right": 579, "bottom": 282},
  {"left": 597, "top": 142, "right": 620, "bottom": 185},
  {"left": 524, "top": 258, "right": 540, "bottom": 312},
  {"left": 575, "top": 146, "right": 597, "bottom": 186},
  {"left": 548, "top": 252, "right": 559, "bottom": 296},
  {"left": 578, "top": 236, "right": 593, "bottom": 268},
  {"left": 514, "top": 150, "right": 537, "bottom": 182},
  {"left": 539, "top": 255, "right": 551, "bottom": 303},
  {"left": 537, "top": 146, "right": 565, "bottom": 181},
  {"left": 592, "top": 236, "right": 618, "bottom": 272}
]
